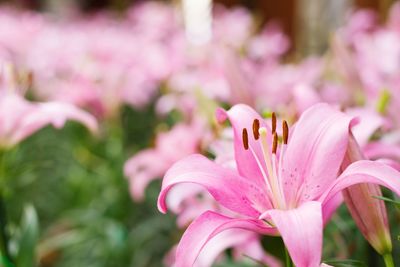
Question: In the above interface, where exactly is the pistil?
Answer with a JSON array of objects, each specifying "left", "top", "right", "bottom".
[
  {"left": 259, "top": 127, "right": 285, "bottom": 209},
  {"left": 241, "top": 116, "right": 289, "bottom": 209}
]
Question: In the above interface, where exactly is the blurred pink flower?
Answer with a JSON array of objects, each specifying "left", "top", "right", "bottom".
[
  {"left": 158, "top": 103, "right": 400, "bottom": 267},
  {"left": 331, "top": 5, "right": 400, "bottom": 127},
  {"left": 0, "top": 65, "right": 98, "bottom": 148},
  {"left": 124, "top": 121, "right": 204, "bottom": 201},
  {"left": 213, "top": 6, "right": 253, "bottom": 48}
]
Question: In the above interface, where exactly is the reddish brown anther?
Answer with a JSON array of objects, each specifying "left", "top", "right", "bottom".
[
  {"left": 271, "top": 112, "right": 277, "bottom": 134},
  {"left": 282, "top": 120, "right": 289, "bottom": 144},
  {"left": 242, "top": 128, "right": 249, "bottom": 150},
  {"left": 27, "top": 71, "right": 34, "bottom": 88},
  {"left": 252, "top": 119, "right": 260, "bottom": 140},
  {"left": 272, "top": 132, "right": 278, "bottom": 154}
]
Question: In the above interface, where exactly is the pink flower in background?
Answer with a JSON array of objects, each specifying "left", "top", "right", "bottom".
[
  {"left": 0, "top": 64, "right": 98, "bottom": 148},
  {"left": 246, "top": 24, "right": 290, "bottom": 62},
  {"left": 213, "top": 6, "right": 253, "bottom": 48},
  {"left": 330, "top": 4, "right": 400, "bottom": 128},
  {"left": 0, "top": 7, "right": 44, "bottom": 60},
  {"left": 158, "top": 103, "right": 400, "bottom": 267},
  {"left": 0, "top": 4, "right": 186, "bottom": 118},
  {"left": 124, "top": 121, "right": 204, "bottom": 201}
]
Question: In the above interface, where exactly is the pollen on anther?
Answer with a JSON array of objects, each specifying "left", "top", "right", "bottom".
[
  {"left": 282, "top": 120, "right": 289, "bottom": 144},
  {"left": 271, "top": 112, "right": 277, "bottom": 134},
  {"left": 242, "top": 128, "right": 249, "bottom": 150},
  {"left": 252, "top": 119, "right": 260, "bottom": 140},
  {"left": 272, "top": 132, "right": 278, "bottom": 154}
]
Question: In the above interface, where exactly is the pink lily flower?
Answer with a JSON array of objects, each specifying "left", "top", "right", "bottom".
[
  {"left": 158, "top": 103, "right": 400, "bottom": 267},
  {"left": 161, "top": 130, "right": 282, "bottom": 267},
  {"left": 164, "top": 229, "right": 281, "bottom": 267},
  {"left": 164, "top": 184, "right": 282, "bottom": 267},
  {"left": 0, "top": 64, "right": 98, "bottom": 148}
]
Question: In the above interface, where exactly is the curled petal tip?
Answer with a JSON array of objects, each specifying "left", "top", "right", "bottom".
[
  {"left": 350, "top": 116, "right": 361, "bottom": 128},
  {"left": 157, "top": 198, "right": 168, "bottom": 214},
  {"left": 215, "top": 107, "right": 228, "bottom": 123},
  {"left": 258, "top": 211, "right": 270, "bottom": 220}
]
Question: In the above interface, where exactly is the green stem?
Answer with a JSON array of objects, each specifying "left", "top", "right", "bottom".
[
  {"left": 0, "top": 150, "right": 13, "bottom": 266},
  {"left": 383, "top": 253, "right": 394, "bottom": 267},
  {"left": 0, "top": 193, "right": 11, "bottom": 264},
  {"left": 284, "top": 246, "right": 293, "bottom": 267}
]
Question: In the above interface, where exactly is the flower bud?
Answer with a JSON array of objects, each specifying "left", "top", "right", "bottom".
[{"left": 341, "top": 133, "right": 392, "bottom": 255}]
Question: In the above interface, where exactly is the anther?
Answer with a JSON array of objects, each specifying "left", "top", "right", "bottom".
[
  {"left": 252, "top": 119, "right": 260, "bottom": 140},
  {"left": 271, "top": 112, "right": 277, "bottom": 134},
  {"left": 27, "top": 71, "right": 34, "bottom": 88},
  {"left": 242, "top": 128, "right": 249, "bottom": 150},
  {"left": 272, "top": 132, "right": 278, "bottom": 154},
  {"left": 282, "top": 120, "right": 289, "bottom": 145}
]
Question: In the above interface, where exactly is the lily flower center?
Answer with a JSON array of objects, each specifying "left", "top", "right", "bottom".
[{"left": 242, "top": 113, "right": 289, "bottom": 210}]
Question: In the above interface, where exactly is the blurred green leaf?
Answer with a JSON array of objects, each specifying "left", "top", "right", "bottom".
[
  {"left": 215, "top": 259, "right": 259, "bottom": 267},
  {"left": 373, "top": 196, "right": 400, "bottom": 208},
  {"left": 324, "top": 259, "right": 366, "bottom": 267},
  {"left": 15, "top": 205, "right": 39, "bottom": 267},
  {"left": 376, "top": 89, "right": 391, "bottom": 114}
]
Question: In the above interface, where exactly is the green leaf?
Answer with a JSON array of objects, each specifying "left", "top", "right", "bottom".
[
  {"left": 376, "top": 89, "right": 391, "bottom": 114},
  {"left": 214, "top": 260, "right": 257, "bottom": 267},
  {"left": 373, "top": 196, "right": 400, "bottom": 208},
  {"left": 324, "top": 259, "right": 366, "bottom": 267},
  {"left": 15, "top": 205, "right": 39, "bottom": 267}
]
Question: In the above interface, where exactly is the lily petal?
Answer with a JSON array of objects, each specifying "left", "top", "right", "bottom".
[
  {"left": 216, "top": 104, "right": 272, "bottom": 189},
  {"left": 36, "top": 102, "right": 98, "bottom": 133},
  {"left": 157, "top": 154, "right": 271, "bottom": 217},
  {"left": 10, "top": 101, "right": 98, "bottom": 146},
  {"left": 195, "top": 229, "right": 258, "bottom": 267},
  {"left": 321, "top": 193, "right": 343, "bottom": 224},
  {"left": 175, "top": 210, "right": 277, "bottom": 267},
  {"left": 266, "top": 201, "right": 323, "bottom": 267},
  {"left": 363, "top": 142, "right": 400, "bottom": 162},
  {"left": 320, "top": 160, "right": 400, "bottom": 207},
  {"left": 233, "top": 236, "right": 282, "bottom": 267},
  {"left": 282, "top": 103, "right": 355, "bottom": 205},
  {"left": 346, "top": 108, "right": 384, "bottom": 147},
  {"left": 124, "top": 150, "right": 169, "bottom": 201}
]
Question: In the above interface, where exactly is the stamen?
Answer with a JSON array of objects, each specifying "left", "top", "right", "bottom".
[
  {"left": 282, "top": 120, "right": 289, "bottom": 144},
  {"left": 27, "top": 71, "right": 34, "bottom": 88},
  {"left": 271, "top": 112, "right": 277, "bottom": 134},
  {"left": 259, "top": 127, "right": 285, "bottom": 209},
  {"left": 242, "top": 128, "right": 249, "bottom": 150},
  {"left": 252, "top": 119, "right": 260, "bottom": 140},
  {"left": 248, "top": 146, "right": 274, "bottom": 200},
  {"left": 258, "top": 127, "right": 274, "bottom": 177},
  {"left": 272, "top": 132, "right": 278, "bottom": 154}
]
